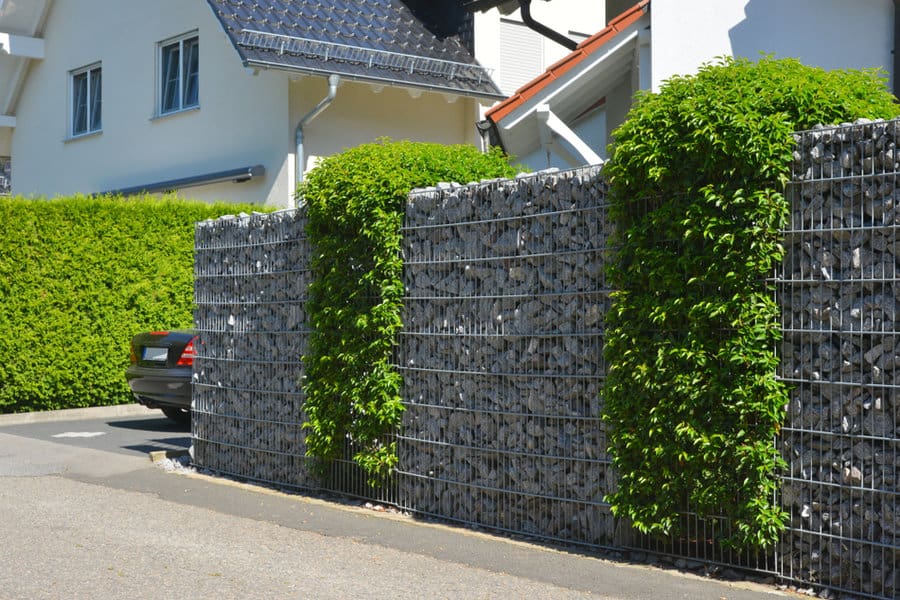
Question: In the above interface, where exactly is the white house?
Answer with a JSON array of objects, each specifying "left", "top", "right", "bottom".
[
  {"left": 483, "top": 0, "right": 898, "bottom": 171},
  {"left": 0, "top": 0, "right": 605, "bottom": 205}
]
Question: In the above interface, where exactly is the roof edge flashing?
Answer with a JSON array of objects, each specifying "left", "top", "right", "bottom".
[
  {"left": 238, "top": 29, "right": 494, "bottom": 86},
  {"left": 245, "top": 59, "right": 505, "bottom": 101}
]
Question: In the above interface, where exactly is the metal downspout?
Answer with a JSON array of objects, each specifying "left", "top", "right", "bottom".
[
  {"left": 294, "top": 73, "right": 340, "bottom": 206},
  {"left": 518, "top": 0, "right": 577, "bottom": 51}
]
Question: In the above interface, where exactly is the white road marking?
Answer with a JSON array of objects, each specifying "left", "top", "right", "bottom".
[{"left": 51, "top": 432, "right": 107, "bottom": 438}]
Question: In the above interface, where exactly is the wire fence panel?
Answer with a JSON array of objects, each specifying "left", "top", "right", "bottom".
[
  {"left": 187, "top": 121, "right": 900, "bottom": 599},
  {"left": 780, "top": 120, "right": 900, "bottom": 600},
  {"left": 192, "top": 209, "right": 317, "bottom": 490},
  {"left": 395, "top": 167, "right": 617, "bottom": 547}
]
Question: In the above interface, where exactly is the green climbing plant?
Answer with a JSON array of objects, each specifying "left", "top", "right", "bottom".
[
  {"left": 602, "top": 56, "right": 900, "bottom": 547},
  {"left": 300, "top": 139, "right": 518, "bottom": 482}
]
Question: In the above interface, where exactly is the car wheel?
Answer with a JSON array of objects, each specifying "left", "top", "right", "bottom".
[{"left": 161, "top": 407, "right": 191, "bottom": 425}]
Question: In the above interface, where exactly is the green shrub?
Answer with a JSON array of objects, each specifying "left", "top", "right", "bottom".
[
  {"left": 301, "top": 140, "right": 518, "bottom": 481},
  {"left": 602, "top": 56, "right": 900, "bottom": 547},
  {"left": 0, "top": 194, "right": 266, "bottom": 413}
]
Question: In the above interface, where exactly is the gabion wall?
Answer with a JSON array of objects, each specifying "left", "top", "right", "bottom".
[
  {"left": 192, "top": 209, "right": 314, "bottom": 489},
  {"left": 190, "top": 127, "right": 900, "bottom": 598},
  {"left": 395, "top": 167, "right": 614, "bottom": 546},
  {"left": 781, "top": 119, "right": 900, "bottom": 599}
]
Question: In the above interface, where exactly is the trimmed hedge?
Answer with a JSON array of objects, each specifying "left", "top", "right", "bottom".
[
  {"left": 301, "top": 140, "right": 519, "bottom": 480},
  {"left": 602, "top": 57, "right": 900, "bottom": 548},
  {"left": 0, "top": 195, "right": 266, "bottom": 413}
]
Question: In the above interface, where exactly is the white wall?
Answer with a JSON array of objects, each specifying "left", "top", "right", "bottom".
[
  {"left": 12, "top": 0, "right": 291, "bottom": 205},
  {"left": 290, "top": 77, "right": 481, "bottom": 179},
  {"left": 12, "top": 0, "right": 503, "bottom": 206},
  {"left": 651, "top": 0, "right": 894, "bottom": 91}
]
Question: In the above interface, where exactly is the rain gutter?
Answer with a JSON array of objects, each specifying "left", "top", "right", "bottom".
[{"left": 294, "top": 73, "right": 339, "bottom": 206}]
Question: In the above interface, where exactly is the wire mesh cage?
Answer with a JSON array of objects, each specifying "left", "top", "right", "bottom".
[
  {"left": 186, "top": 124, "right": 900, "bottom": 598},
  {"left": 779, "top": 120, "right": 900, "bottom": 599},
  {"left": 395, "top": 167, "right": 616, "bottom": 547},
  {"left": 192, "top": 209, "right": 317, "bottom": 490}
]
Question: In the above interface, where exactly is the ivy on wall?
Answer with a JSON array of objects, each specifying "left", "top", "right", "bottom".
[
  {"left": 602, "top": 56, "right": 900, "bottom": 547},
  {"left": 300, "top": 139, "right": 518, "bottom": 481}
]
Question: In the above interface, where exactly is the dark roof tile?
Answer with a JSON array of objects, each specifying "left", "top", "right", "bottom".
[{"left": 206, "top": 0, "right": 502, "bottom": 98}]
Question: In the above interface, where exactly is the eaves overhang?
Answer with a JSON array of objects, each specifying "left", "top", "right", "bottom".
[
  {"left": 242, "top": 57, "right": 505, "bottom": 102},
  {"left": 102, "top": 165, "right": 266, "bottom": 196}
]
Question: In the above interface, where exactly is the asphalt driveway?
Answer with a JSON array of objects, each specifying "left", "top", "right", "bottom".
[{"left": 0, "top": 405, "right": 796, "bottom": 599}]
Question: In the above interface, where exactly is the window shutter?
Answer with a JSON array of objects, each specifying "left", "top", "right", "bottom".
[{"left": 499, "top": 19, "right": 544, "bottom": 95}]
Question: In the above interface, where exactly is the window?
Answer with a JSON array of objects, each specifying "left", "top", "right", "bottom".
[
  {"left": 71, "top": 64, "right": 102, "bottom": 136},
  {"left": 159, "top": 33, "right": 199, "bottom": 115}
]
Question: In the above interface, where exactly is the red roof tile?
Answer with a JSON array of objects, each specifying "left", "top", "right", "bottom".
[{"left": 485, "top": 0, "right": 649, "bottom": 123}]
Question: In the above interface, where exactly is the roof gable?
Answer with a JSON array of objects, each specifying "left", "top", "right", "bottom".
[
  {"left": 486, "top": 0, "right": 649, "bottom": 123},
  {"left": 206, "top": 0, "right": 503, "bottom": 99}
]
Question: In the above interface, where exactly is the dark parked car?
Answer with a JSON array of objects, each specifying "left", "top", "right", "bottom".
[{"left": 126, "top": 330, "right": 196, "bottom": 424}]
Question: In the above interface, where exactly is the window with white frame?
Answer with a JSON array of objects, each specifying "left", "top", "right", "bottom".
[
  {"left": 159, "top": 33, "right": 199, "bottom": 115},
  {"left": 71, "top": 64, "right": 102, "bottom": 137}
]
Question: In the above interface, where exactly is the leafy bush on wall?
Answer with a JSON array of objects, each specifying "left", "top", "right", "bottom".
[
  {"left": 602, "top": 56, "right": 900, "bottom": 547},
  {"left": 300, "top": 140, "right": 518, "bottom": 480}
]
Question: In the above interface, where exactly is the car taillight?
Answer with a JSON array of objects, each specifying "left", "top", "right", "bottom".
[
  {"left": 129, "top": 342, "right": 138, "bottom": 364},
  {"left": 176, "top": 336, "right": 198, "bottom": 366}
]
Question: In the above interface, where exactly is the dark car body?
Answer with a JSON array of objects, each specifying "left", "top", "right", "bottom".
[{"left": 126, "top": 330, "right": 196, "bottom": 423}]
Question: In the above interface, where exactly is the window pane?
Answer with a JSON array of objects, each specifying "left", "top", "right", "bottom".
[
  {"left": 182, "top": 37, "right": 199, "bottom": 108},
  {"left": 72, "top": 71, "right": 88, "bottom": 135},
  {"left": 161, "top": 43, "right": 181, "bottom": 112},
  {"left": 89, "top": 68, "right": 102, "bottom": 132}
]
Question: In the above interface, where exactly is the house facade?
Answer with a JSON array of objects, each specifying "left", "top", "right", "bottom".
[
  {"left": 485, "top": 0, "right": 896, "bottom": 171},
  {"left": 0, "top": 0, "right": 605, "bottom": 206}
]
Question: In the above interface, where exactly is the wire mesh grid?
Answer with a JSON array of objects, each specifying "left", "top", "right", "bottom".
[
  {"left": 395, "top": 167, "right": 617, "bottom": 547},
  {"left": 184, "top": 137, "right": 900, "bottom": 595},
  {"left": 192, "top": 209, "right": 319, "bottom": 491},
  {"left": 778, "top": 121, "right": 900, "bottom": 599},
  {"left": 191, "top": 208, "right": 397, "bottom": 502}
]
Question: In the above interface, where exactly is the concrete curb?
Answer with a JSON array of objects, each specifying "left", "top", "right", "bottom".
[
  {"left": 148, "top": 449, "right": 191, "bottom": 462},
  {"left": 0, "top": 404, "right": 152, "bottom": 427}
]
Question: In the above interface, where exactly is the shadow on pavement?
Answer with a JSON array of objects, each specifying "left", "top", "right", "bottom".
[
  {"left": 122, "top": 438, "right": 191, "bottom": 455},
  {"left": 107, "top": 417, "right": 190, "bottom": 434}
]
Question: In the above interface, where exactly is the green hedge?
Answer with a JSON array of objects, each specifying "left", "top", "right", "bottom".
[
  {"left": 602, "top": 57, "right": 900, "bottom": 548},
  {"left": 0, "top": 195, "right": 266, "bottom": 414},
  {"left": 301, "top": 140, "right": 518, "bottom": 481}
]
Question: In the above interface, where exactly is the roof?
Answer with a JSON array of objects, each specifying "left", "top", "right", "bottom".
[
  {"left": 485, "top": 0, "right": 649, "bottom": 123},
  {"left": 205, "top": 0, "right": 504, "bottom": 99}
]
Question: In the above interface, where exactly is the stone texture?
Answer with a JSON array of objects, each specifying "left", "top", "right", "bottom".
[
  {"left": 191, "top": 209, "right": 315, "bottom": 489},
  {"left": 188, "top": 126, "right": 900, "bottom": 599},
  {"left": 397, "top": 166, "right": 615, "bottom": 547},
  {"left": 783, "top": 119, "right": 900, "bottom": 599}
]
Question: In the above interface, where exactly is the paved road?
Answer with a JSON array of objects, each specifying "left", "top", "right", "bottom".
[
  {"left": 0, "top": 405, "right": 190, "bottom": 458},
  {"left": 0, "top": 406, "right": 795, "bottom": 600}
]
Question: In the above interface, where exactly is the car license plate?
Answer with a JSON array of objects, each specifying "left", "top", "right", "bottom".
[{"left": 142, "top": 346, "right": 168, "bottom": 362}]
